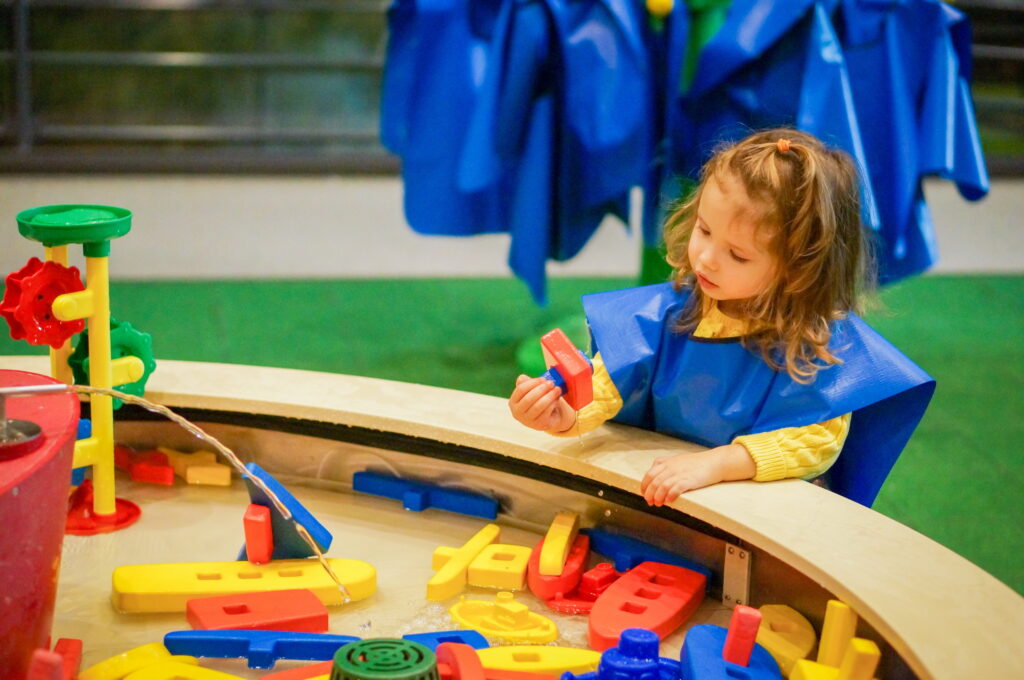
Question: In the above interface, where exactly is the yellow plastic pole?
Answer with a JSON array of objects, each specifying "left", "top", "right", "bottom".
[
  {"left": 84, "top": 255, "right": 115, "bottom": 517},
  {"left": 44, "top": 245, "right": 74, "bottom": 385}
]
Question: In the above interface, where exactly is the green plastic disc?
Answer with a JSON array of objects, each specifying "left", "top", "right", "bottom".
[
  {"left": 331, "top": 639, "right": 438, "bottom": 680},
  {"left": 17, "top": 204, "right": 132, "bottom": 253}
]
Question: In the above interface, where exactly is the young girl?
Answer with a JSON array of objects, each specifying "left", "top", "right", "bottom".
[{"left": 509, "top": 129, "right": 934, "bottom": 507}]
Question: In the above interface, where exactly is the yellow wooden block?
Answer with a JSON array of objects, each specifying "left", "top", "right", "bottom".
[
  {"left": 185, "top": 463, "right": 232, "bottom": 486},
  {"left": 427, "top": 523, "right": 500, "bottom": 601},
  {"left": 538, "top": 512, "right": 580, "bottom": 576},
  {"left": 79, "top": 643, "right": 195, "bottom": 680},
  {"left": 157, "top": 447, "right": 217, "bottom": 479},
  {"left": 789, "top": 638, "right": 880, "bottom": 680},
  {"left": 450, "top": 591, "right": 557, "bottom": 644},
  {"left": 111, "top": 557, "right": 375, "bottom": 613},
  {"left": 468, "top": 543, "right": 532, "bottom": 590},
  {"left": 757, "top": 604, "right": 817, "bottom": 676},
  {"left": 477, "top": 645, "right": 600, "bottom": 675},
  {"left": 817, "top": 600, "right": 858, "bottom": 666},
  {"left": 125, "top": 660, "right": 245, "bottom": 680}
]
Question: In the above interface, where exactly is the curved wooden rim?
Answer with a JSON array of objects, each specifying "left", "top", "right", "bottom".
[{"left": 2, "top": 356, "right": 1021, "bottom": 678}]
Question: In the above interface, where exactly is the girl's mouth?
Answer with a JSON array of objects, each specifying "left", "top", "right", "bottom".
[{"left": 696, "top": 272, "right": 717, "bottom": 289}]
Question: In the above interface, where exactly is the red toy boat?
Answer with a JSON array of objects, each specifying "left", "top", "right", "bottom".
[
  {"left": 527, "top": 533, "right": 590, "bottom": 600},
  {"left": 588, "top": 560, "right": 707, "bottom": 650}
]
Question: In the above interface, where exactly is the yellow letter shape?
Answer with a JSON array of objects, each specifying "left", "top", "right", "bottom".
[
  {"left": 468, "top": 543, "right": 532, "bottom": 590},
  {"left": 757, "top": 604, "right": 817, "bottom": 676},
  {"left": 817, "top": 600, "right": 858, "bottom": 667},
  {"left": 538, "top": 512, "right": 580, "bottom": 576},
  {"left": 112, "top": 557, "right": 375, "bottom": 613},
  {"left": 157, "top": 447, "right": 217, "bottom": 479},
  {"left": 789, "top": 638, "right": 880, "bottom": 680},
  {"left": 428, "top": 523, "right": 500, "bottom": 601}
]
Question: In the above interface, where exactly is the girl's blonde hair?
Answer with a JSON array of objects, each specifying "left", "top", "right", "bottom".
[{"left": 664, "top": 128, "right": 873, "bottom": 382}]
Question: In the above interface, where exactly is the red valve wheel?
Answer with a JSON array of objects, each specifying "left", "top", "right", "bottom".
[{"left": 1, "top": 257, "right": 86, "bottom": 348}]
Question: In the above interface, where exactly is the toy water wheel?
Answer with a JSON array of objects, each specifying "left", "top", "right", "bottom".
[{"left": 0, "top": 258, "right": 86, "bottom": 348}]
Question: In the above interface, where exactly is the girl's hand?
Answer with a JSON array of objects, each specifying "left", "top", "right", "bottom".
[
  {"left": 508, "top": 375, "right": 576, "bottom": 432},
  {"left": 640, "top": 444, "right": 756, "bottom": 506}
]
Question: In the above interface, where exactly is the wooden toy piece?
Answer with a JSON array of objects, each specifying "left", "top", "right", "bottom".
[
  {"left": 817, "top": 600, "right": 858, "bottom": 667},
  {"left": 186, "top": 589, "right": 328, "bottom": 632},
  {"left": 468, "top": 543, "right": 532, "bottom": 590},
  {"left": 111, "top": 557, "right": 376, "bottom": 613},
  {"left": 436, "top": 642, "right": 487, "bottom": 680},
  {"left": 185, "top": 463, "right": 232, "bottom": 486},
  {"left": 756, "top": 605, "right": 816, "bottom": 675},
  {"left": 722, "top": 605, "right": 763, "bottom": 666},
  {"left": 588, "top": 561, "right": 707, "bottom": 651},
  {"left": 429, "top": 523, "right": 501, "bottom": 601},
  {"left": 476, "top": 646, "right": 600, "bottom": 676},
  {"left": 450, "top": 591, "right": 558, "bottom": 644},
  {"left": 538, "top": 512, "right": 580, "bottom": 576},
  {"left": 157, "top": 446, "right": 217, "bottom": 478},
  {"left": 353, "top": 471, "right": 500, "bottom": 519},
  {"left": 539, "top": 328, "right": 593, "bottom": 411},
  {"left": 242, "top": 463, "right": 332, "bottom": 560},
  {"left": 164, "top": 629, "right": 360, "bottom": 670},
  {"left": 547, "top": 563, "right": 621, "bottom": 615},
  {"left": 124, "top": 661, "right": 246, "bottom": 679},
  {"left": 259, "top": 661, "right": 332, "bottom": 680},
  {"left": 789, "top": 638, "right": 881, "bottom": 680},
  {"left": 527, "top": 533, "right": 589, "bottom": 600},
  {"left": 244, "top": 504, "right": 274, "bottom": 564},
  {"left": 679, "top": 623, "right": 780, "bottom": 680},
  {"left": 78, "top": 642, "right": 194, "bottom": 680},
  {"left": 114, "top": 445, "right": 175, "bottom": 486}
]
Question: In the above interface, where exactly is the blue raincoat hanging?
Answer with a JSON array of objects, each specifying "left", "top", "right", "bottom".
[
  {"left": 836, "top": 0, "right": 989, "bottom": 282},
  {"left": 583, "top": 283, "right": 935, "bottom": 507}
]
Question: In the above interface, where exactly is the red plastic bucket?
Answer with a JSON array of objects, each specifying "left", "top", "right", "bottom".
[{"left": 0, "top": 369, "right": 78, "bottom": 680}]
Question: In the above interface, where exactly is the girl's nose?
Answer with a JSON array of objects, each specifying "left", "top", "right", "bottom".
[{"left": 699, "top": 248, "right": 718, "bottom": 270}]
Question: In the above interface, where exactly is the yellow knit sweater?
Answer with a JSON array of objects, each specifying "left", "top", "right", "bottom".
[{"left": 550, "top": 303, "right": 850, "bottom": 482}]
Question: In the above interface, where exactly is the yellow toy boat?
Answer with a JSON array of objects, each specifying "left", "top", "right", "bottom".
[{"left": 449, "top": 591, "right": 557, "bottom": 644}]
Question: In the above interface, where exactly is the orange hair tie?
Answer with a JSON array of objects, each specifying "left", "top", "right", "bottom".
[{"left": 777, "top": 138, "right": 791, "bottom": 153}]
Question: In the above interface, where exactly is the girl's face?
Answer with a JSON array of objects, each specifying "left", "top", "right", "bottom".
[{"left": 688, "top": 171, "right": 777, "bottom": 316}]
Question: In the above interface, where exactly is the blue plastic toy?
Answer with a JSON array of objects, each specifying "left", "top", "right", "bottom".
[
  {"left": 353, "top": 471, "right": 499, "bottom": 520},
  {"left": 680, "top": 621, "right": 781, "bottom": 680},
  {"left": 70, "top": 418, "right": 92, "bottom": 485},
  {"left": 563, "top": 628, "right": 680, "bottom": 680},
  {"left": 238, "top": 463, "right": 332, "bottom": 561},
  {"left": 163, "top": 629, "right": 360, "bottom": 669},
  {"left": 584, "top": 528, "right": 711, "bottom": 580},
  {"left": 403, "top": 630, "right": 490, "bottom": 651}
]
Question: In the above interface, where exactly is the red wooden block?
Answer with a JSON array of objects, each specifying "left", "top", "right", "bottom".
[
  {"left": 722, "top": 604, "right": 762, "bottom": 667},
  {"left": 436, "top": 643, "right": 486, "bottom": 680},
  {"left": 244, "top": 503, "right": 274, "bottom": 564},
  {"left": 527, "top": 533, "right": 589, "bottom": 600},
  {"left": 588, "top": 561, "right": 707, "bottom": 651},
  {"left": 260, "top": 660, "right": 333, "bottom": 680},
  {"left": 53, "top": 638, "right": 82, "bottom": 680},
  {"left": 540, "top": 329, "right": 593, "bottom": 411},
  {"left": 547, "top": 562, "right": 621, "bottom": 615},
  {"left": 186, "top": 589, "right": 328, "bottom": 632},
  {"left": 114, "top": 446, "right": 175, "bottom": 485},
  {"left": 27, "top": 650, "right": 62, "bottom": 680}
]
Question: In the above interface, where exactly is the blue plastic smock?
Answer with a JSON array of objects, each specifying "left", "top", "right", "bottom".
[
  {"left": 836, "top": 0, "right": 989, "bottom": 282},
  {"left": 582, "top": 283, "right": 935, "bottom": 507}
]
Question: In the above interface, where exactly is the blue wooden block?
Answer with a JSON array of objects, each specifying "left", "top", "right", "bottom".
[
  {"left": 680, "top": 625, "right": 781, "bottom": 680},
  {"left": 583, "top": 528, "right": 711, "bottom": 580},
  {"left": 563, "top": 629, "right": 680, "bottom": 680},
  {"left": 164, "top": 629, "right": 360, "bottom": 670},
  {"left": 403, "top": 630, "right": 489, "bottom": 650},
  {"left": 239, "top": 463, "right": 332, "bottom": 561},
  {"left": 352, "top": 470, "right": 499, "bottom": 519}
]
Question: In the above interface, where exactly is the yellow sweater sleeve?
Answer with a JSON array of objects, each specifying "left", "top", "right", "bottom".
[
  {"left": 733, "top": 413, "right": 852, "bottom": 481},
  {"left": 547, "top": 353, "right": 623, "bottom": 437}
]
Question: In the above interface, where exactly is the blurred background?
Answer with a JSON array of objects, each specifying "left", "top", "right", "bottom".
[{"left": 0, "top": 1, "right": 1021, "bottom": 594}]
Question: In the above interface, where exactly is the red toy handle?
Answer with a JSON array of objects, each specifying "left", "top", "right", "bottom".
[
  {"left": 722, "top": 604, "right": 762, "bottom": 666},
  {"left": 539, "top": 328, "right": 593, "bottom": 411}
]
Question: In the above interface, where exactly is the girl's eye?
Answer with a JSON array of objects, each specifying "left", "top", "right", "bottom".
[
  {"left": 697, "top": 226, "right": 710, "bottom": 236},
  {"left": 730, "top": 251, "right": 749, "bottom": 263}
]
